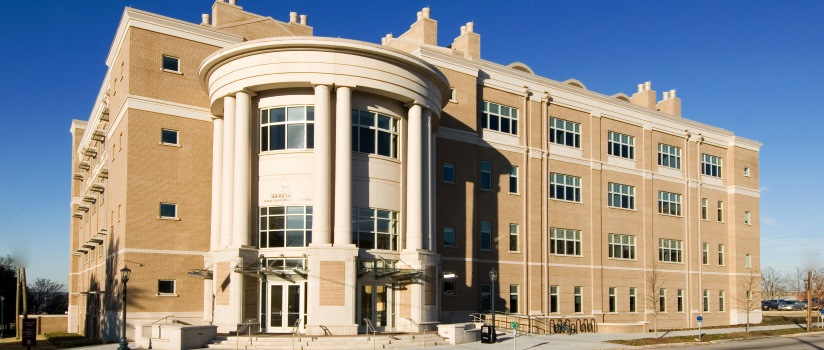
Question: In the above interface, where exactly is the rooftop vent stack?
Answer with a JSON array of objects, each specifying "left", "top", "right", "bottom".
[
  {"left": 466, "top": 22, "right": 474, "bottom": 33},
  {"left": 394, "top": 7, "right": 438, "bottom": 46},
  {"left": 657, "top": 89, "right": 681, "bottom": 117},
  {"left": 422, "top": 7, "right": 431, "bottom": 18},
  {"left": 289, "top": 12, "right": 298, "bottom": 23},
  {"left": 201, "top": 14, "right": 210, "bottom": 26},
  {"left": 417, "top": 11, "right": 423, "bottom": 21},
  {"left": 460, "top": 25, "right": 467, "bottom": 35},
  {"left": 300, "top": 14, "right": 307, "bottom": 25},
  {"left": 451, "top": 21, "right": 480, "bottom": 59},
  {"left": 629, "top": 81, "right": 656, "bottom": 110},
  {"left": 228, "top": 0, "right": 236, "bottom": 5}
]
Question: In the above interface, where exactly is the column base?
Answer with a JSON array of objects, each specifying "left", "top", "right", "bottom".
[{"left": 305, "top": 245, "right": 359, "bottom": 335}]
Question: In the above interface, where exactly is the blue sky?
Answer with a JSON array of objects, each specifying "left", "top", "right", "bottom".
[{"left": 0, "top": 1, "right": 821, "bottom": 284}]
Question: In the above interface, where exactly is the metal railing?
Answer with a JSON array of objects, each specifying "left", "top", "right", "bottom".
[
  {"left": 235, "top": 320, "right": 255, "bottom": 350},
  {"left": 291, "top": 318, "right": 302, "bottom": 350},
  {"left": 363, "top": 318, "right": 377, "bottom": 350},
  {"left": 404, "top": 317, "right": 426, "bottom": 349},
  {"left": 469, "top": 312, "right": 597, "bottom": 335}
]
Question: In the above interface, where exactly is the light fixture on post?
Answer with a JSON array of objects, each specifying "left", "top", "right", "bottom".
[
  {"left": 489, "top": 268, "right": 497, "bottom": 342},
  {"left": 118, "top": 266, "right": 131, "bottom": 350},
  {"left": 1, "top": 295, "right": 5, "bottom": 338}
]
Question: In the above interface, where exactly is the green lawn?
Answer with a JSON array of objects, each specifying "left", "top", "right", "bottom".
[{"left": 608, "top": 328, "right": 809, "bottom": 346}]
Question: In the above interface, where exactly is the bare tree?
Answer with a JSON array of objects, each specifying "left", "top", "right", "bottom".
[
  {"left": 737, "top": 271, "right": 761, "bottom": 332},
  {"left": 761, "top": 267, "right": 785, "bottom": 300},
  {"left": 28, "top": 278, "right": 67, "bottom": 315},
  {"left": 646, "top": 259, "right": 664, "bottom": 337}
]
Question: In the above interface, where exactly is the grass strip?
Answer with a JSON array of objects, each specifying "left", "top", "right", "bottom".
[{"left": 607, "top": 327, "right": 809, "bottom": 346}]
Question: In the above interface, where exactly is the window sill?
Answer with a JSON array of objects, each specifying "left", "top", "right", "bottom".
[
  {"left": 657, "top": 213, "right": 683, "bottom": 218},
  {"left": 158, "top": 217, "right": 180, "bottom": 221},
  {"left": 259, "top": 149, "right": 314, "bottom": 156},
  {"left": 607, "top": 206, "right": 637, "bottom": 212},
  {"left": 659, "top": 261, "right": 684, "bottom": 264},
  {"left": 607, "top": 257, "right": 637, "bottom": 262},
  {"left": 549, "top": 198, "right": 583, "bottom": 204},
  {"left": 156, "top": 293, "right": 179, "bottom": 297},
  {"left": 161, "top": 69, "right": 182, "bottom": 75},
  {"left": 444, "top": 181, "right": 456, "bottom": 185},
  {"left": 159, "top": 142, "right": 181, "bottom": 147},
  {"left": 550, "top": 254, "right": 584, "bottom": 258},
  {"left": 509, "top": 251, "right": 522, "bottom": 254}
]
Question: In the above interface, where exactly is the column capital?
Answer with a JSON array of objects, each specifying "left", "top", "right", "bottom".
[
  {"left": 333, "top": 84, "right": 356, "bottom": 90},
  {"left": 211, "top": 115, "right": 223, "bottom": 121},
  {"left": 235, "top": 89, "right": 256, "bottom": 97},
  {"left": 404, "top": 101, "right": 426, "bottom": 109}
]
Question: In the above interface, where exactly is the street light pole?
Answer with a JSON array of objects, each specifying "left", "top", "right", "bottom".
[
  {"left": 118, "top": 267, "right": 131, "bottom": 350},
  {"left": 1, "top": 295, "right": 5, "bottom": 338},
  {"left": 489, "top": 268, "right": 497, "bottom": 342}
]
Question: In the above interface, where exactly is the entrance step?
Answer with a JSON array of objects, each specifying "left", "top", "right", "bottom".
[{"left": 207, "top": 333, "right": 446, "bottom": 349}]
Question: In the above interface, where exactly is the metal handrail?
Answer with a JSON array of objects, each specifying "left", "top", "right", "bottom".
[
  {"left": 291, "top": 318, "right": 302, "bottom": 350},
  {"left": 404, "top": 318, "right": 426, "bottom": 349},
  {"left": 235, "top": 320, "right": 255, "bottom": 350},
  {"left": 363, "top": 318, "right": 377, "bottom": 350},
  {"left": 150, "top": 315, "right": 177, "bottom": 324}
]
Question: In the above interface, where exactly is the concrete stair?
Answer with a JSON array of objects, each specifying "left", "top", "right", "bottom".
[{"left": 206, "top": 332, "right": 446, "bottom": 349}]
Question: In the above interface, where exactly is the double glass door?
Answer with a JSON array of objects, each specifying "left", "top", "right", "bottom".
[
  {"left": 358, "top": 284, "right": 393, "bottom": 331},
  {"left": 267, "top": 282, "right": 305, "bottom": 333}
]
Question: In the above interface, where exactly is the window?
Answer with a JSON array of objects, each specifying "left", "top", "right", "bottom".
[
  {"left": 702, "top": 154, "right": 723, "bottom": 178},
  {"left": 260, "top": 206, "right": 313, "bottom": 248},
  {"left": 550, "top": 173, "right": 581, "bottom": 202},
  {"left": 701, "top": 198, "right": 708, "bottom": 220},
  {"left": 549, "top": 117, "right": 581, "bottom": 148},
  {"left": 608, "top": 183, "right": 635, "bottom": 209},
  {"left": 480, "top": 221, "right": 493, "bottom": 250},
  {"left": 265, "top": 258, "right": 307, "bottom": 272},
  {"left": 677, "top": 289, "right": 684, "bottom": 312},
  {"left": 719, "top": 290, "right": 725, "bottom": 312},
  {"left": 443, "top": 163, "right": 455, "bottom": 184},
  {"left": 261, "top": 106, "right": 315, "bottom": 151},
  {"left": 703, "top": 290, "right": 710, "bottom": 312},
  {"left": 574, "top": 286, "right": 583, "bottom": 313},
  {"left": 608, "top": 233, "right": 636, "bottom": 260},
  {"left": 659, "top": 288, "right": 666, "bottom": 312},
  {"left": 352, "top": 110, "right": 398, "bottom": 158},
  {"left": 629, "top": 288, "right": 637, "bottom": 312},
  {"left": 657, "top": 143, "right": 681, "bottom": 169},
  {"left": 509, "top": 224, "right": 519, "bottom": 252},
  {"left": 659, "top": 238, "right": 683, "bottom": 263},
  {"left": 159, "top": 203, "right": 177, "bottom": 219},
  {"left": 746, "top": 254, "right": 752, "bottom": 268},
  {"left": 481, "top": 101, "right": 518, "bottom": 135},
  {"left": 550, "top": 228, "right": 582, "bottom": 256},
  {"left": 745, "top": 211, "right": 751, "bottom": 225},
  {"left": 717, "top": 201, "right": 724, "bottom": 222},
  {"left": 158, "top": 280, "right": 176, "bottom": 295},
  {"left": 443, "top": 281, "right": 456, "bottom": 295},
  {"left": 443, "top": 227, "right": 456, "bottom": 247},
  {"left": 744, "top": 166, "right": 751, "bottom": 177},
  {"left": 162, "top": 55, "right": 179, "bottom": 72},
  {"left": 550, "top": 286, "right": 559, "bottom": 313},
  {"left": 352, "top": 208, "right": 399, "bottom": 250},
  {"left": 509, "top": 166, "right": 519, "bottom": 194},
  {"left": 480, "top": 284, "right": 491, "bottom": 311},
  {"left": 509, "top": 285, "right": 519, "bottom": 313},
  {"left": 658, "top": 191, "right": 682, "bottom": 216},
  {"left": 480, "top": 161, "right": 492, "bottom": 191},
  {"left": 449, "top": 88, "right": 456, "bottom": 102},
  {"left": 161, "top": 129, "right": 179, "bottom": 145},
  {"left": 718, "top": 244, "right": 725, "bottom": 266},
  {"left": 607, "top": 131, "right": 634, "bottom": 159},
  {"left": 702, "top": 242, "right": 709, "bottom": 265},
  {"left": 608, "top": 287, "right": 616, "bottom": 313}
]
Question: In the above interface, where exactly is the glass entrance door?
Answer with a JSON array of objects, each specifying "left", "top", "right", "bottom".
[
  {"left": 267, "top": 283, "right": 305, "bottom": 333},
  {"left": 358, "top": 284, "right": 392, "bottom": 331}
]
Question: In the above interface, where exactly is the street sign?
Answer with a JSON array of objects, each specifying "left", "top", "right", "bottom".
[
  {"left": 21, "top": 318, "right": 37, "bottom": 347},
  {"left": 696, "top": 315, "right": 703, "bottom": 322},
  {"left": 820, "top": 309, "right": 824, "bottom": 315},
  {"left": 511, "top": 322, "right": 519, "bottom": 328}
]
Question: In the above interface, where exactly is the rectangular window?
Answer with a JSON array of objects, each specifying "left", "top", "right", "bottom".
[
  {"left": 629, "top": 287, "right": 637, "bottom": 312},
  {"left": 509, "top": 224, "right": 519, "bottom": 252},
  {"left": 443, "top": 163, "right": 455, "bottom": 184},
  {"left": 352, "top": 110, "right": 399, "bottom": 158},
  {"left": 658, "top": 191, "right": 682, "bottom": 216},
  {"left": 351, "top": 207, "right": 399, "bottom": 250},
  {"left": 659, "top": 288, "right": 666, "bottom": 312},
  {"left": 719, "top": 290, "right": 725, "bottom": 312},
  {"left": 260, "top": 206, "right": 313, "bottom": 248},
  {"left": 744, "top": 166, "right": 751, "bottom": 177},
  {"left": 677, "top": 289, "right": 684, "bottom": 312},
  {"left": 481, "top": 101, "right": 518, "bottom": 135},
  {"left": 161, "top": 129, "right": 179, "bottom": 145},
  {"left": 702, "top": 154, "right": 723, "bottom": 178},
  {"left": 717, "top": 201, "right": 724, "bottom": 222},
  {"left": 746, "top": 254, "right": 752, "bottom": 268},
  {"left": 608, "top": 287, "right": 617, "bottom": 313},
  {"left": 550, "top": 228, "right": 582, "bottom": 256},
  {"left": 607, "top": 131, "right": 634, "bottom": 159},
  {"left": 480, "top": 284, "right": 491, "bottom": 311},
  {"left": 158, "top": 280, "right": 176, "bottom": 295},
  {"left": 162, "top": 55, "right": 179, "bottom": 72},
  {"left": 449, "top": 88, "right": 456, "bottom": 102},
  {"left": 718, "top": 244, "right": 725, "bottom": 266},
  {"left": 608, "top": 233, "right": 636, "bottom": 260},
  {"left": 608, "top": 183, "right": 635, "bottom": 209},
  {"left": 509, "top": 285, "right": 519, "bottom": 313},
  {"left": 657, "top": 143, "right": 681, "bottom": 169},
  {"left": 509, "top": 166, "right": 519, "bottom": 194},
  {"left": 443, "top": 227, "right": 456, "bottom": 247},
  {"left": 159, "top": 203, "right": 177, "bottom": 219},
  {"left": 744, "top": 211, "right": 751, "bottom": 225},
  {"left": 480, "top": 161, "right": 492, "bottom": 191},
  {"left": 703, "top": 290, "right": 710, "bottom": 312},
  {"left": 702, "top": 242, "right": 709, "bottom": 265},
  {"left": 701, "top": 198, "right": 708, "bottom": 220},
  {"left": 550, "top": 173, "right": 581, "bottom": 202},
  {"left": 443, "top": 281, "right": 456, "bottom": 295},
  {"left": 480, "top": 221, "right": 492, "bottom": 250},
  {"left": 659, "top": 238, "right": 683, "bottom": 263},
  {"left": 574, "top": 286, "right": 583, "bottom": 313},
  {"left": 261, "top": 106, "right": 315, "bottom": 151},
  {"left": 550, "top": 286, "right": 559, "bottom": 313},
  {"left": 549, "top": 117, "right": 581, "bottom": 148}
]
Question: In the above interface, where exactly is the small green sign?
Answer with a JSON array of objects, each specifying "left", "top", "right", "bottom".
[{"left": 511, "top": 322, "right": 519, "bottom": 328}]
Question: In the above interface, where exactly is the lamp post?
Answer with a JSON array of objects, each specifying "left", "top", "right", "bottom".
[
  {"left": 118, "top": 266, "right": 131, "bottom": 350},
  {"left": 1, "top": 295, "right": 5, "bottom": 338},
  {"left": 489, "top": 268, "right": 497, "bottom": 342}
]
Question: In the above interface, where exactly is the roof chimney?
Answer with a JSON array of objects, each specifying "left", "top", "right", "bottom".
[
  {"left": 395, "top": 7, "right": 438, "bottom": 46},
  {"left": 656, "top": 89, "right": 682, "bottom": 117},
  {"left": 228, "top": 0, "right": 236, "bottom": 5},
  {"left": 299, "top": 14, "right": 307, "bottom": 25},
  {"left": 629, "top": 81, "right": 656, "bottom": 110},
  {"left": 201, "top": 14, "right": 210, "bottom": 26},
  {"left": 451, "top": 21, "right": 480, "bottom": 59},
  {"left": 289, "top": 12, "right": 298, "bottom": 23}
]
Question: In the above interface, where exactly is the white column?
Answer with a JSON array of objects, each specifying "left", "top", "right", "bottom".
[
  {"left": 232, "top": 90, "right": 252, "bottom": 247},
  {"left": 220, "top": 96, "right": 236, "bottom": 247},
  {"left": 313, "top": 85, "right": 332, "bottom": 245},
  {"left": 210, "top": 116, "right": 223, "bottom": 251},
  {"left": 406, "top": 104, "right": 423, "bottom": 251},
  {"left": 333, "top": 86, "right": 352, "bottom": 246}
]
